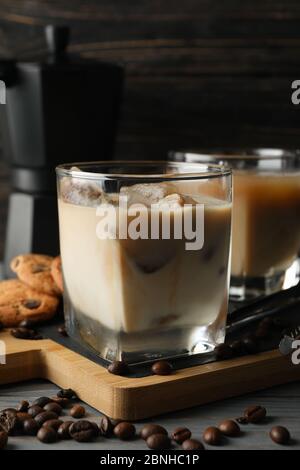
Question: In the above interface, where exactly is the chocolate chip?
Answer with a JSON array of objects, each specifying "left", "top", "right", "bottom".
[
  {"left": 58, "top": 325, "right": 68, "bottom": 337},
  {"left": 42, "top": 419, "right": 63, "bottom": 431},
  {"left": 33, "top": 397, "right": 53, "bottom": 408},
  {"left": 23, "top": 419, "right": 39, "bottom": 436},
  {"left": 203, "top": 426, "right": 222, "bottom": 446},
  {"left": 140, "top": 424, "right": 168, "bottom": 440},
  {"left": 151, "top": 360, "right": 173, "bottom": 376},
  {"left": 23, "top": 299, "right": 41, "bottom": 309},
  {"left": 69, "top": 420, "right": 97, "bottom": 442},
  {"left": 99, "top": 416, "right": 114, "bottom": 437},
  {"left": 244, "top": 405, "right": 266, "bottom": 423},
  {"left": 113, "top": 422, "right": 136, "bottom": 440},
  {"left": 28, "top": 405, "right": 43, "bottom": 418},
  {"left": 219, "top": 419, "right": 240, "bottom": 437},
  {"left": 146, "top": 433, "right": 171, "bottom": 450},
  {"left": 270, "top": 426, "right": 290, "bottom": 445},
  {"left": 43, "top": 402, "right": 62, "bottom": 416},
  {"left": 70, "top": 405, "right": 85, "bottom": 419},
  {"left": 182, "top": 439, "right": 205, "bottom": 450},
  {"left": 57, "top": 421, "right": 74, "bottom": 440},
  {"left": 37, "top": 426, "right": 58, "bottom": 443},
  {"left": 215, "top": 343, "right": 233, "bottom": 360},
  {"left": 35, "top": 411, "right": 58, "bottom": 427},
  {"left": 171, "top": 426, "right": 191, "bottom": 444},
  {"left": 108, "top": 360, "right": 129, "bottom": 376},
  {"left": 17, "top": 400, "right": 29, "bottom": 412},
  {"left": 57, "top": 388, "right": 78, "bottom": 400},
  {"left": 0, "top": 431, "right": 8, "bottom": 449}
]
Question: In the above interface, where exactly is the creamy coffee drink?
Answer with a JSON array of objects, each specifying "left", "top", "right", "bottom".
[{"left": 57, "top": 163, "right": 232, "bottom": 363}]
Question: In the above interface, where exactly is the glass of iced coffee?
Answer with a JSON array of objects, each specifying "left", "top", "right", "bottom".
[
  {"left": 56, "top": 161, "right": 232, "bottom": 364},
  {"left": 171, "top": 149, "right": 300, "bottom": 300}
]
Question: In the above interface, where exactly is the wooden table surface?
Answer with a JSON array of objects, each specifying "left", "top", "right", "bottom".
[{"left": 0, "top": 379, "right": 299, "bottom": 450}]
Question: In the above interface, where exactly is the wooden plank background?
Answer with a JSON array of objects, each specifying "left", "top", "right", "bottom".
[{"left": 0, "top": 0, "right": 300, "bottom": 256}]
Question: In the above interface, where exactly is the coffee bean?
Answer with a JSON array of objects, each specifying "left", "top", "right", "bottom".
[
  {"left": 114, "top": 422, "right": 136, "bottom": 440},
  {"left": 100, "top": 416, "right": 115, "bottom": 437},
  {"left": 57, "top": 421, "right": 74, "bottom": 440},
  {"left": 91, "top": 421, "right": 100, "bottom": 437},
  {"left": 0, "top": 430, "right": 8, "bottom": 449},
  {"left": 11, "top": 327, "right": 36, "bottom": 339},
  {"left": 19, "top": 319, "right": 37, "bottom": 329},
  {"left": 69, "top": 420, "right": 97, "bottom": 442},
  {"left": 28, "top": 405, "right": 43, "bottom": 418},
  {"left": 37, "top": 426, "right": 58, "bottom": 443},
  {"left": 0, "top": 410, "right": 21, "bottom": 435},
  {"left": 35, "top": 411, "right": 58, "bottom": 427},
  {"left": 108, "top": 360, "right": 129, "bottom": 376},
  {"left": 146, "top": 433, "right": 171, "bottom": 450},
  {"left": 242, "top": 337, "right": 258, "bottom": 354},
  {"left": 43, "top": 402, "right": 62, "bottom": 416},
  {"left": 42, "top": 419, "right": 63, "bottom": 431},
  {"left": 270, "top": 426, "right": 290, "bottom": 445},
  {"left": 219, "top": 420, "right": 240, "bottom": 437},
  {"left": 58, "top": 325, "right": 68, "bottom": 337},
  {"left": 171, "top": 427, "right": 191, "bottom": 444},
  {"left": 182, "top": 439, "right": 205, "bottom": 450},
  {"left": 244, "top": 405, "right": 266, "bottom": 423},
  {"left": 16, "top": 412, "right": 31, "bottom": 423},
  {"left": 140, "top": 424, "right": 168, "bottom": 440},
  {"left": 215, "top": 343, "right": 233, "bottom": 360},
  {"left": 70, "top": 405, "right": 85, "bottom": 419},
  {"left": 203, "top": 426, "right": 222, "bottom": 445},
  {"left": 23, "top": 419, "right": 39, "bottom": 436},
  {"left": 151, "top": 360, "right": 173, "bottom": 376},
  {"left": 236, "top": 416, "right": 248, "bottom": 425},
  {"left": 50, "top": 396, "right": 69, "bottom": 408},
  {"left": 33, "top": 397, "right": 52, "bottom": 408},
  {"left": 17, "top": 400, "right": 29, "bottom": 412},
  {"left": 57, "top": 388, "right": 78, "bottom": 400}
]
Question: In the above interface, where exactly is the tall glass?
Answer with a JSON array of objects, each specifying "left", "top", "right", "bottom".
[
  {"left": 56, "top": 161, "right": 232, "bottom": 364},
  {"left": 171, "top": 149, "right": 300, "bottom": 300}
]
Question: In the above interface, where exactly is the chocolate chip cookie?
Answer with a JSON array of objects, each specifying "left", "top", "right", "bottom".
[
  {"left": 0, "top": 280, "right": 59, "bottom": 327},
  {"left": 10, "top": 254, "right": 61, "bottom": 297},
  {"left": 50, "top": 256, "right": 63, "bottom": 293}
]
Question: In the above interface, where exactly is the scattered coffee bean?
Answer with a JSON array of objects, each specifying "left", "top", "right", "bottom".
[
  {"left": 58, "top": 325, "right": 68, "bottom": 337},
  {"left": 215, "top": 343, "right": 233, "bottom": 360},
  {"left": 270, "top": 426, "right": 290, "bottom": 445},
  {"left": 28, "top": 405, "right": 43, "bottom": 418},
  {"left": 100, "top": 416, "right": 114, "bottom": 437},
  {"left": 244, "top": 405, "right": 266, "bottom": 423},
  {"left": 203, "top": 426, "right": 222, "bottom": 446},
  {"left": 140, "top": 424, "right": 168, "bottom": 440},
  {"left": 114, "top": 422, "right": 136, "bottom": 440},
  {"left": 57, "top": 388, "right": 78, "bottom": 400},
  {"left": 43, "top": 402, "right": 62, "bottom": 416},
  {"left": 17, "top": 400, "right": 29, "bottom": 412},
  {"left": 18, "top": 319, "right": 37, "bottom": 329},
  {"left": 35, "top": 411, "right": 58, "bottom": 427},
  {"left": 69, "top": 420, "right": 97, "bottom": 442},
  {"left": 0, "top": 410, "right": 21, "bottom": 435},
  {"left": 182, "top": 439, "right": 205, "bottom": 450},
  {"left": 16, "top": 412, "right": 31, "bottom": 423},
  {"left": 51, "top": 396, "right": 70, "bottom": 408},
  {"left": 108, "top": 360, "right": 129, "bottom": 376},
  {"left": 146, "top": 433, "right": 171, "bottom": 450},
  {"left": 219, "top": 419, "right": 240, "bottom": 437},
  {"left": 57, "top": 421, "right": 74, "bottom": 440},
  {"left": 236, "top": 416, "right": 248, "bottom": 425},
  {"left": 37, "top": 426, "right": 57, "bottom": 443},
  {"left": 151, "top": 360, "right": 173, "bottom": 376},
  {"left": 33, "top": 397, "right": 52, "bottom": 408},
  {"left": 11, "top": 327, "right": 36, "bottom": 339},
  {"left": 70, "top": 405, "right": 85, "bottom": 419},
  {"left": 242, "top": 337, "right": 258, "bottom": 354},
  {"left": 0, "top": 430, "right": 8, "bottom": 449},
  {"left": 42, "top": 419, "right": 63, "bottom": 431},
  {"left": 23, "top": 419, "right": 39, "bottom": 436},
  {"left": 171, "top": 426, "right": 191, "bottom": 444}
]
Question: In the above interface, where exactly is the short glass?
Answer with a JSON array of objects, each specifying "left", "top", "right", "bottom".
[
  {"left": 171, "top": 149, "right": 300, "bottom": 300},
  {"left": 56, "top": 161, "right": 232, "bottom": 364}
]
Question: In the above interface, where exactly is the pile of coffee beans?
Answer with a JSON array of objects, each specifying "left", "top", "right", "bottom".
[
  {"left": 0, "top": 390, "right": 292, "bottom": 449},
  {"left": 108, "top": 359, "right": 174, "bottom": 377}
]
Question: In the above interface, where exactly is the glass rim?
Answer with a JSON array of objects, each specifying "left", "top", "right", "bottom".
[
  {"left": 56, "top": 160, "right": 232, "bottom": 181},
  {"left": 170, "top": 147, "right": 299, "bottom": 162}
]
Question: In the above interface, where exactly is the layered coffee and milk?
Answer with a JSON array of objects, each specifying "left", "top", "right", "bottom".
[
  {"left": 58, "top": 174, "right": 231, "bottom": 360},
  {"left": 231, "top": 172, "right": 300, "bottom": 279}
]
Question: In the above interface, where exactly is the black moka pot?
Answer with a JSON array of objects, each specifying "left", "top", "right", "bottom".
[{"left": 0, "top": 25, "right": 124, "bottom": 276}]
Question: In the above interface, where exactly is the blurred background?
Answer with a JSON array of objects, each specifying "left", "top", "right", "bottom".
[{"left": 0, "top": 0, "right": 299, "bottom": 258}]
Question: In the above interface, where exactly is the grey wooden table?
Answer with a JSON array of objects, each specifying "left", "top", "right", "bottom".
[{"left": 0, "top": 379, "right": 299, "bottom": 450}]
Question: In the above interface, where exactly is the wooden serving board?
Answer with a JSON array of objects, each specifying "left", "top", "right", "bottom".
[{"left": 0, "top": 330, "right": 300, "bottom": 420}]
